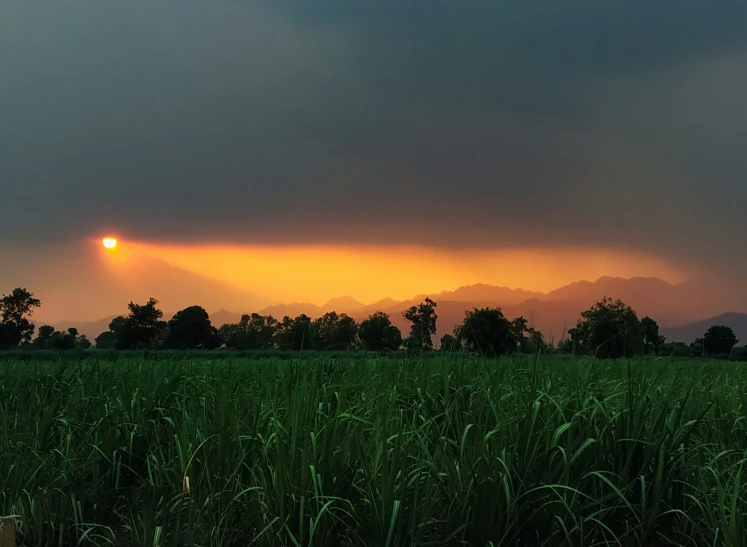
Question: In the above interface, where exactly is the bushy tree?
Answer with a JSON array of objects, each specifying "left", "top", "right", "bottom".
[
  {"left": 34, "top": 326, "right": 83, "bottom": 350},
  {"left": 95, "top": 316, "right": 128, "bottom": 349},
  {"left": 696, "top": 325, "right": 738, "bottom": 357},
  {"left": 509, "top": 315, "right": 546, "bottom": 354},
  {"left": 34, "top": 325, "right": 56, "bottom": 349},
  {"left": 439, "top": 333, "right": 461, "bottom": 352},
  {"left": 403, "top": 298, "right": 438, "bottom": 350},
  {"left": 640, "top": 316, "right": 665, "bottom": 355},
  {"left": 0, "top": 288, "right": 41, "bottom": 349},
  {"left": 164, "top": 306, "right": 221, "bottom": 349},
  {"left": 558, "top": 325, "right": 588, "bottom": 355},
  {"left": 659, "top": 341, "right": 692, "bottom": 357},
  {"left": 310, "top": 312, "right": 358, "bottom": 351},
  {"left": 274, "top": 314, "right": 313, "bottom": 351},
  {"left": 572, "top": 297, "right": 643, "bottom": 359},
  {"left": 117, "top": 298, "right": 165, "bottom": 350},
  {"left": 455, "top": 307, "right": 515, "bottom": 357},
  {"left": 94, "top": 299, "right": 165, "bottom": 350},
  {"left": 219, "top": 313, "right": 278, "bottom": 350},
  {"left": 359, "top": 312, "right": 402, "bottom": 351},
  {"left": 77, "top": 334, "right": 92, "bottom": 349}
]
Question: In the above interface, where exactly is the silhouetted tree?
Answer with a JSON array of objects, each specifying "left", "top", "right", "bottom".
[
  {"left": 359, "top": 312, "right": 402, "bottom": 351},
  {"left": 219, "top": 313, "right": 279, "bottom": 350},
  {"left": 164, "top": 306, "right": 222, "bottom": 349},
  {"left": 508, "top": 316, "right": 546, "bottom": 353},
  {"left": 77, "top": 334, "right": 92, "bottom": 350},
  {"left": 660, "top": 341, "right": 692, "bottom": 357},
  {"left": 116, "top": 298, "right": 165, "bottom": 350},
  {"left": 274, "top": 314, "right": 313, "bottom": 351},
  {"left": 700, "top": 325, "right": 738, "bottom": 357},
  {"left": 690, "top": 337, "right": 704, "bottom": 357},
  {"left": 522, "top": 327, "right": 547, "bottom": 354},
  {"left": 0, "top": 288, "right": 41, "bottom": 349},
  {"left": 33, "top": 326, "right": 84, "bottom": 350},
  {"left": 94, "top": 316, "right": 127, "bottom": 349},
  {"left": 558, "top": 325, "right": 589, "bottom": 355},
  {"left": 439, "top": 333, "right": 461, "bottom": 352},
  {"left": 640, "top": 316, "right": 665, "bottom": 355},
  {"left": 310, "top": 312, "right": 358, "bottom": 350},
  {"left": 455, "top": 307, "right": 515, "bottom": 357},
  {"left": 572, "top": 297, "right": 643, "bottom": 359},
  {"left": 94, "top": 331, "right": 116, "bottom": 349},
  {"left": 34, "top": 325, "right": 56, "bottom": 349},
  {"left": 403, "top": 298, "right": 438, "bottom": 350}
]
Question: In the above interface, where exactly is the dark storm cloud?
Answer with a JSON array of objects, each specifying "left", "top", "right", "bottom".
[{"left": 1, "top": 0, "right": 746, "bottom": 270}]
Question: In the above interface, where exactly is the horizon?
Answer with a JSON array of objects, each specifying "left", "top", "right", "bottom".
[{"left": 50, "top": 273, "right": 684, "bottom": 325}]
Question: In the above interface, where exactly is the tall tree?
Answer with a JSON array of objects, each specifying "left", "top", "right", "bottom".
[
  {"left": 573, "top": 297, "right": 643, "bottom": 359},
  {"left": 359, "top": 312, "right": 402, "bottom": 351},
  {"left": 0, "top": 288, "right": 41, "bottom": 349},
  {"left": 403, "top": 298, "right": 438, "bottom": 350},
  {"left": 455, "top": 307, "right": 515, "bottom": 357},
  {"left": 164, "top": 306, "right": 222, "bottom": 349},
  {"left": 274, "top": 314, "right": 313, "bottom": 351},
  {"left": 310, "top": 312, "right": 358, "bottom": 351},
  {"left": 640, "top": 316, "right": 665, "bottom": 355},
  {"left": 116, "top": 298, "right": 165, "bottom": 350}
]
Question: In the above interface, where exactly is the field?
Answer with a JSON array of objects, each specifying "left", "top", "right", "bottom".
[{"left": 1, "top": 353, "right": 746, "bottom": 546}]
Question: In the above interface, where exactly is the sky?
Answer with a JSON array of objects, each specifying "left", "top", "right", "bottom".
[{"left": 1, "top": 1, "right": 747, "bottom": 321}]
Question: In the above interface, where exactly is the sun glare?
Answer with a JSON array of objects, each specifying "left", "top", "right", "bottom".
[{"left": 102, "top": 237, "right": 118, "bottom": 249}]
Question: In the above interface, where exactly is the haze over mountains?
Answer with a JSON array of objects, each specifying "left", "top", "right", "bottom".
[{"left": 55, "top": 276, "right": 747, "bottom": 346}]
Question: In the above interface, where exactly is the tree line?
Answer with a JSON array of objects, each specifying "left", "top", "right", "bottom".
[{"left": 0, "top": 287, "right": 742, "bottom": 359}]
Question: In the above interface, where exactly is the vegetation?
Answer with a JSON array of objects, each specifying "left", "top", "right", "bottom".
[
  {"left": 402, "top": 297, "right": 438, "bottom": 350},
  {"left": 358, "top": 312, "right": 402, "bottom": 351},
  {"left": 2, "top": 285, "right": 745, "bottom": 360},
  {"left": 561, "top": 298, "right": 643, "bottom": 359},
  {"left": 0, "top": 288, "right": 41, "bottom": 350},
  {"left": 32, "top": 326, "right": 91, "bottom": 350},
  {"left": 1, "top": 353, "right": 747, "bottom": 545},
  {"left": 692, "top": 325, "right": 740, "bottom": 358}
]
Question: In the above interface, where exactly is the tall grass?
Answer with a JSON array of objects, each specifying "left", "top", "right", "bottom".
[{"left": 1, "top": 353, "right": 746, "bottom": 546}]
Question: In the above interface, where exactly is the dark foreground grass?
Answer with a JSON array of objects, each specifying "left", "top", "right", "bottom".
[{"left": 1, "top": 353, "right": 746, "bottom": 546}]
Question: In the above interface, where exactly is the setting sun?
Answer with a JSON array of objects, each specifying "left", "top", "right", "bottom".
[{"left": 102, "top": 237, "right": 118, "bottom": 249}]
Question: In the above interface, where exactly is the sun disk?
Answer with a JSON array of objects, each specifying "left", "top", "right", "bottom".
[{"left": 102, "top": 237, "right": 118, "bottom": 249}]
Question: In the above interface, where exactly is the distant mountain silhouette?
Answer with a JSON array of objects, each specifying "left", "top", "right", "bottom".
[
  {"left": 53, "top": 276, "right": 747, "bottom": 345},
  {"left": 431, "top": 283, "right": 545, "bottom": 304},
  {"left": 322, "top": 296, "right": 365, "bottom": 314},
  {"left": 210, "top": 308, "right": 243, "bottom": 328},
  {"left": 544, "top": 276, "right": 740, "bottom": 326},
  {"left": 661, "top": 313, "right": 747, "bottom": 344},
  {"left": 258, "top": 302, "right": 323, "bottom": 318}
]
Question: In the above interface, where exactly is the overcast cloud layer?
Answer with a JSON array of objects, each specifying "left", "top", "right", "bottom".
[{"left": 2, "top": 0, "right": 746, "bottom": 277}]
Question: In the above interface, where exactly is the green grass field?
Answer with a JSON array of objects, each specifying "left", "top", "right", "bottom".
[{"left": 1, "top": 353, "right": 746, "bottom": 546}]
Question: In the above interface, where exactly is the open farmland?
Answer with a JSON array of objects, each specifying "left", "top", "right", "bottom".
[{"left": 1, "top": 353, "right": 746, "bottom": 546}]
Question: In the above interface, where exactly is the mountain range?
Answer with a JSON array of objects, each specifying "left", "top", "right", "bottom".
[{"left": 54, "top": 276, "right": 747, "bottom": 345}]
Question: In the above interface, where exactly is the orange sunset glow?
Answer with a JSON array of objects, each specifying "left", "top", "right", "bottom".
[{"left": 117, "top": 241, "right": 689, "bottom": 306}]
